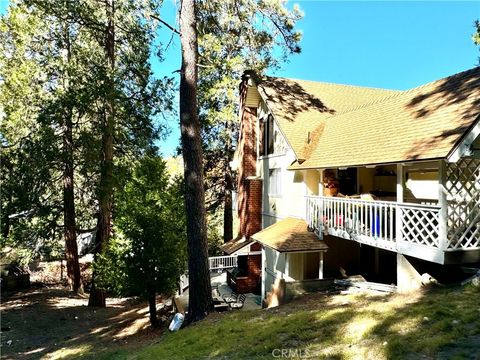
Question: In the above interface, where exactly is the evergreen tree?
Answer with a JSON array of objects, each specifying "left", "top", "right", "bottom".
[
  {"left": 179, "top": 0, "right": 213, "bottom": 322},
  {"left": 1, "top": 0, "right": 173, "bottom": 299},
  {"left": 473, "top": 20, "right": 480, "bottom": 45},
  {"left": 173, "top": 0, "right": 303, "bottom": 321},
  {"left": 197, "top": 0, "right": 303, "bottom": 242},
  {"left": 115, "top": 155, "right": 186, "bottom": 327},
  {"left": 1, "top": 2, "right": 91, "bottom": 289}
]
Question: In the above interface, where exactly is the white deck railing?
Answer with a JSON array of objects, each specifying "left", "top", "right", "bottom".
[
  {"left": 179, "top": 274, "right": 189, "bottom": 293},
  {"left": 208, "top": 255, "right": 238, "bottom": 270},
  {"left": 306, "top": 196, "right": 442, "bottom": 252},
  {"left": 179, "top": 255, "right": 239, "bottom": 293}
]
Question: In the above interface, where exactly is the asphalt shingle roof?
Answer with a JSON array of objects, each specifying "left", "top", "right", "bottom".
[
  {"left": 251, "top": 217, "right": 328, "bottom": 253},
  {"left": 258, "top": 77, "right": 401, "bottom": 160},
  {"left": 220, "top": 237, "right": 252, "bottom": 255},
  {"left": 257, "top": 67, "right": 480, "bottom": 168}
]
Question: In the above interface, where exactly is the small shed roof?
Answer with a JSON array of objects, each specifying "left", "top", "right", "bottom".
[
  {"left": 221, "top": 236, "right": 252, "bottom": 255},
  {"left": 251, "top": 217, "right": 328, "bottom": 253}
]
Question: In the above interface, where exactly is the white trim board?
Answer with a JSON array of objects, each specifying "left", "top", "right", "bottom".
[{"left": 447, "top": 118, "right": 480, "bottom": 163}]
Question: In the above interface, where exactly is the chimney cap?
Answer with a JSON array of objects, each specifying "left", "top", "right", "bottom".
[
  {"left": 241, "top": 70, "right": 262, "bottom": 85},
  {"left": 242, "top": 69, "right": 256, "bottom": 80}
]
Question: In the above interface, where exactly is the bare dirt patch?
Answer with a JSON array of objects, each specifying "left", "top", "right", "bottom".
[{"left": 1, "top": 285, "right": 167, "bottom": 360}]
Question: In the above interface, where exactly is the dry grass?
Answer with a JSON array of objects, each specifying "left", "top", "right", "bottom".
[
  {"left": 100, "top": 285, "right": 480, "bottom": 360},
  {"left": 1, "top": 285, "right": 479, "bottom": 360},
  {"left": 0, "top": 285, "right": 166, "bottom": 360},
  {"left": 28, "top": 257, "right": 92, "bottom": 286}
]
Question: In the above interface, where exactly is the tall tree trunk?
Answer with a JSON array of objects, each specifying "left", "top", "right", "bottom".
[
  {"left": 2, "top": 183, "right": 12, "bottom": 239},
  {"left": 223, "top": 171, "right": 233, "bottom": 243},
  {"left": 63, "top": 110, "right": 82, "bottom": 293},
  {"left": 62, "top": 22, "right": 82, "bottom": 294},
  {"left": 148, "top": 291, "right": 159, "bottom": 328},
  {"left": 89, "top": 0, "right": 115, "bottom": 307},
  {"left": 179, "top": 0, "right": 212, "bottom": 322},
  {"left": 223, "top": 120, "right": 234, "bottom": 243}
]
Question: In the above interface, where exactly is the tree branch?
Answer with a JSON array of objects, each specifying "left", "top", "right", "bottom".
[{"left": 150, "top": 14, "right": 180, "bottom": 35}]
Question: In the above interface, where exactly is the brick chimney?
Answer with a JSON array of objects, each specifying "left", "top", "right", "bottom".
[{"left": 237, "top": 72, "right": 263, "bottom": 239}]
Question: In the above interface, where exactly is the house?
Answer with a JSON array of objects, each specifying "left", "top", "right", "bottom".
[{"left": 222, "top": 67, "right": 480, "bottom": 304}]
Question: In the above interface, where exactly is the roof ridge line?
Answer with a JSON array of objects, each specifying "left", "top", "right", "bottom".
[
  {"left": 402, "top": 66, "right": 480, "bottom": 92},
  {"left": 263, "top": 75, "right": 401, "bottom": 93},
  {"left": 326, "top": 90, "right": 407, "bottom": 117},
  {"left": 328, "top": 67, "right": 480, "bottom": 118}
]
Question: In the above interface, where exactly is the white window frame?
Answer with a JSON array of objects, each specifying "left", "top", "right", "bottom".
[
  {"left": 268, "top": 168, "right": 282, "bottom": 197},
  {"left": 258, "top": 115, "right": 287, "bottom": 159}
]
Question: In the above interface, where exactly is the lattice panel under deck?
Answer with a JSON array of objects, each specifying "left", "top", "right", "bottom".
[
  {"left": 445, "top": 158, "right": 480, "bottom": 250},
  {"left": 401, "top": 207, "right": 440, "bottom": 247}
]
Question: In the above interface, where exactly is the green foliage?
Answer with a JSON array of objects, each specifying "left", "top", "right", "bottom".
[
  {"left": 207, "top": 216, "right": 224, "bottom": 257},
  {"left": 93, "top": 236, "right": 131, "bottom": 296},
  {"left": 0, "top": 0, "right": 174, "bottom": 263},
  {"left": 95, "top": 155, "right": 187, "bottom": 298},
  {"left": 0, "top": 3, "right": 65, "bottom": 258},
  {"left": 473, "top": 20, "right": 480, "bottom": 45},
  {"left": 196, "top": 1, "right": 303, "bottom": 220},
  {"left": 473, "top": 20, "right": 480, "bottom": 65},
  {"left": 198, "top": 1, "right": 303, "bottom": 73},
  {"left": 0, "top": 0, "right": 299, "bottom": 264},
  {"left": 91, "top": 285, "right": 480, "bottom": 360}
]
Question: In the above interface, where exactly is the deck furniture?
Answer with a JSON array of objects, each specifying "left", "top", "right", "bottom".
[
  {"left": 211, "top": 284, "right": 220, "bottom": 298},
  {"left": 222, "top": 292, "right": 238, "bottom": 303},
  {"left": 212, "top": 296, "right": 229, "bottom": 312},
  {"left": 214, "top": 303, "right": 229, "bottom": 312},
  {"left": 229, "top": 294, "right": 246, "bottom": 309}
]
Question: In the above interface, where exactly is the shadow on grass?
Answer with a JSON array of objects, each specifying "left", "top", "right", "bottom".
[
  {"left": 3, "top": 285, "right": 479, "bottom": 359},
  {"left": 370, "top": 285, "right": 480, "bottom": 359},
  {"left": 0, "top": 286, "right": 164, "bottom": 360},
  {"left": 101, "top": 285, "right": 480, "bottom": 360}
]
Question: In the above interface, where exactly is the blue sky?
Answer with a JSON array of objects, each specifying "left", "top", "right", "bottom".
[{"left": 1, "top": 1, "right": 479, "bottom": 155}]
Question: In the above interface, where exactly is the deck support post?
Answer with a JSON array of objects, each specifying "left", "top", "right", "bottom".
[
  {"left": 284, "top": 253, "right": 289, "bottom": 279},
  {"left": 397, "top": 253, "right": 422, "bottom": 293},
  {"left": 261, "top": 246, "right": 266, "bottom": 302},
  {"left": 396, "top": 164, "right": 404, "bottom": 244},
  {"left": 438, "top": 160, "right": 448, "bottom": 250},
  {"left": 374, "top": 248, "right": 380, "bottom": 275},
  {"left": 318, "top": 251, "right": 324, "bottom": 279}
]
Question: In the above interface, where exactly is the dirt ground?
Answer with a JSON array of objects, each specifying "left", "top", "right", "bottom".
[{"left": 0, "top": 285, "right": 169, "bottom": 360}]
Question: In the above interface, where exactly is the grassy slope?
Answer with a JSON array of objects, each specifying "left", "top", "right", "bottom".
[{"left": 90, "top": 285, "right": 480, "bottom": 360}]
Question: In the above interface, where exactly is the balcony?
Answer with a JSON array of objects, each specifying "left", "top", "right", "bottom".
[{"left": 306, "top": 195, "right": 480, "bottom": 265}]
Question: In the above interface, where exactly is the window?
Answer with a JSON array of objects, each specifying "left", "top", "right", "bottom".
[
  {"left": 267, "top": 115, "right": 274, "bottom": 155},
  {"left": 258, "top": 119, "right": 265, "bottom": 156},
  {"left": 268, "top": 168, "right": 282, "bottom": 196},
  {"left": 260, "top": 115, "right": 275, "bottom": 156}
]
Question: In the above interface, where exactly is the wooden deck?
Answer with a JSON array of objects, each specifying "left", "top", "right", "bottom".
[{"left": 306, "top": 195, "right": 480, "bottom": 264}]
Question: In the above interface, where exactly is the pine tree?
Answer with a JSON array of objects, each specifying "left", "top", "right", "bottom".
[
  {"left": 1, "top": 0, "right": 173, "bottom": 299},
  {"left": 179, "top": 0, "right": 213, "bottom": 321},
  {"left": 197, "top": 0, "right": 303, "bottom": 242}
]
